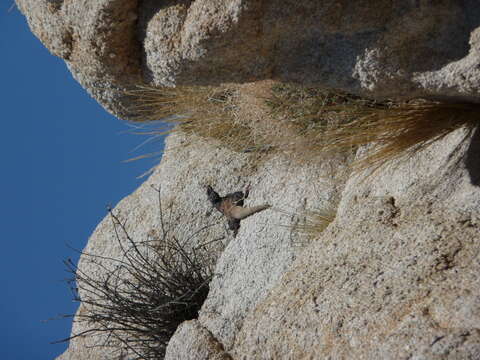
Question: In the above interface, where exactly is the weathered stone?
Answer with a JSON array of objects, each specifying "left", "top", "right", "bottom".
[
  {"left": 17, "top": 0, "right": 480, "bottom": 119},
  {"left": 140, "top": 0, "right": 480, "bottom": 102},
  {"left": 232, "top": 128, "right": 480, "bottom": 359},
  {"left": 16, "top": 0, "right": 142, "bottom": 118},
  {"left": 198, "top": 151, "right": 348, "bottom": 349},
  {"left": 56, "top": 126, "right": 480, "bottom": 359},
  {"left": 57, "top": 130, "right": 349, "bottom": 359},
  {"left": 22, "top": 1, "right": 479, "bottom": 358},
  {"left": 164, "top": 320, "right": 232, "bottom": 360}
]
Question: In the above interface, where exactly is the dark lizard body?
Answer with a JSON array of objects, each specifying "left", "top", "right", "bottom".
[{"left": 206, "top": 185, "right": 269, "bottom": 237}]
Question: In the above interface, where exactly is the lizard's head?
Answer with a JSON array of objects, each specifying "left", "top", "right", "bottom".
[{"left": 206, "top": 185, "right": 221, "bottom": 205}]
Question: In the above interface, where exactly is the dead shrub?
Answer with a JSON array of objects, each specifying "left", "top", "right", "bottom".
[{"left": 55, "top": 186, "right": 218, "bottom": 359}]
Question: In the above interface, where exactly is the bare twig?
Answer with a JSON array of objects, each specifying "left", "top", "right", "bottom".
[{"left": 55, "top": 186, "right": 218, "bottom": 359}]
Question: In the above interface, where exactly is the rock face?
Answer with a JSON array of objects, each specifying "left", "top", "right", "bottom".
[
  {"left": 19, "top": 1, "right": 480, "bottom": 359},
  {"left": 57, "top": 132, "right": 350, "bottom": 359},
  {"left": 57, "top": 126, "right": 480, "bottom": 360},
  {"left": 17, "top": 0, "right": 480, "bottom": 119},
  {"left": 164, "top": 320, "right": 231, "bottom": 360},
  {"left": 16, "top": 0, "right": 142, "bottom": 118},
  {"left": 231, "top": 128, "right": 480, "bottom": 359},
  {"left": 162, "top": 128, "right": 480, "bottom": 360}
]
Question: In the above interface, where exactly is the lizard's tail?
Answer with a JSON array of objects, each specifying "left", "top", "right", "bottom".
[{"left": 230, "top": 204, "right": 271, "bottom": 220}]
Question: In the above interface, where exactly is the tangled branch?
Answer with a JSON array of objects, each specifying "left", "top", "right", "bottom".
[{"left": 56, "top": 186, "right": 218, "bottom": 359}]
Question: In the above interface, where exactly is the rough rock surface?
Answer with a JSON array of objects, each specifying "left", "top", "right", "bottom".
[
  {"left": 57, "top": 132, "right": 349, "bottom": 359},
  {"left": 57, "top": 126, "right": 480, "bottom": 359},
  {"left": 232, "top": 127, "right": 480, "bottom": 359},
  {"left": 17, "top": 0, "right": 480, "bottom": 119},
  {"left": 16, "top": 0, "right": 142, "bottom": 118},
  {"left": 164, "top": 320, "right": 231, "bottom": 360},
  {"left": 21, "top": 1, "right": 478, "bottom": 358}
]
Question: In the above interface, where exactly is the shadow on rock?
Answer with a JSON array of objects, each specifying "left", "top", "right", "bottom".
[{"left": 465, "top": 126, "right": 480, "bottom": 187}]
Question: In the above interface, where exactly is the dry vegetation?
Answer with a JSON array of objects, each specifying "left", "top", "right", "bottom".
[
  {"left": 294, "top": 208, "right": 337, "bottom": 237},
  {"left": 264, "top": 84, "right": 479, "bottom": 170},
  {"left": 316, "top": 101, "right": 479, "bottom": 171},
  {"left": 56, "top": 83, "right": 480, "bottom": 357},
  {"left": 124, "top": 85, "right": 260, "bottom": 154},
  {"left": 57, "top": 187, "right": 218, "bottom": 359},
  {"left": 123, "top": 82, "right": 479, "bottom": 172},
  {"left": 55, "top": 83, "right": 479, "bottom": 358},
  {"left": 273, "top": 206, "right": 337, "bottom": 247}
]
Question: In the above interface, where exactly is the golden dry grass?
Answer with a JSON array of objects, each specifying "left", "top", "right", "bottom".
[
  {"left": 263, "top": 84, "right": 479, "bottom": 171},
  {"left": 123, "top": 83, "right": 479, "bottom": 173},
  {"left": 124, "top": 85, "right": 260, "bottom": 153},
  {"left": 122, "top": 83, "right": 479, "bottom": 244},
  {"left": 291, "top": 208, "right": 336, "bottom": 238},
  {"left": 319, "top": 101, "right": 480, "bottom": 172},
  {"left": 260, "top": 83, "right": 383, "bottom": 163},
  {"left": 273, "top": 206, "right": 337, "bottom": 244},
  {"left": 264, "top": 83, "right": 382, "bottom": 129}
]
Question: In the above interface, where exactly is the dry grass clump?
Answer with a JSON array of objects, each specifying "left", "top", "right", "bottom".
[
  {"left": 261, "top": 83, "right": 386, "bottom": 162},
  {"left": 123, "top": 83, "right": 479, "bottom": 173},
  {"left": 56, "top": 187, "right": 217, "bottom": 360},
  {"left": 273, "top": 205, "right": 337, "bottom": 246},
  {"left": 320, "top": 101, "right": 480, "bottom": 171},
  {"left": 264, "top": 84, "right": 479, "bottom": 171},
  {"left": 265, "top": 83, "right": 383, "bottom": 131},
  {"left": 124, "top": 85, "right": 260, "bottom": 153},
  {"left": 292, "top": 208, "right": 336, "bottom": 239}
]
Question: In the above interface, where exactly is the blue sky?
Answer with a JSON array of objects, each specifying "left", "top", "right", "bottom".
[{"left": 0, "top": 7, "right": 166, "bottom": 360}]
